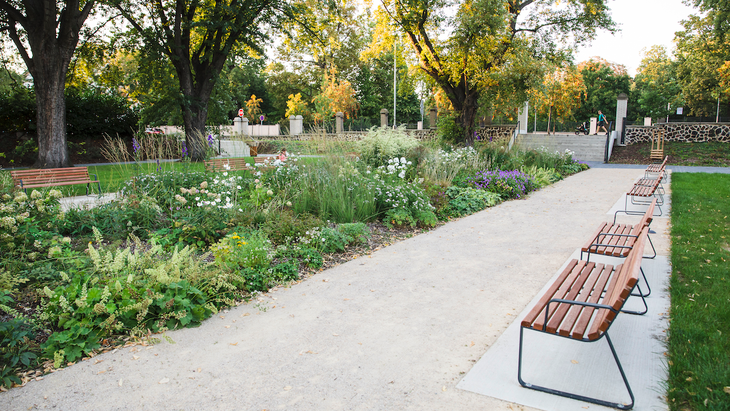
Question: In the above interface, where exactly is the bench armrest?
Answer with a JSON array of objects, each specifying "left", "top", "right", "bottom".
[{"left": 540, "top": 298, "right": 618, "bottom": 332}]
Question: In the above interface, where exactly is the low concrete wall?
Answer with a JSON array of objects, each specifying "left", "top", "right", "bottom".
[{"left": 625, "top": 123, "right": 730, "bottom": 145}]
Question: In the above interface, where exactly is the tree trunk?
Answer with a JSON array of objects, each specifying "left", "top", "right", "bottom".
[
  {"left": 182, "top": 104, "right": 210, "bottom": 161},
  {"left": 34, "top": 56, "right": 70, "bottom": 168}
]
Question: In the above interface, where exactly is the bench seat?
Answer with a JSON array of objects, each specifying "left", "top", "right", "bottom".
[
  {"left": 10, "top": 167, "right": 101, "bottom": 195},
  {"left": 518, "top": 227, "right": 649, "bottom": 410}
]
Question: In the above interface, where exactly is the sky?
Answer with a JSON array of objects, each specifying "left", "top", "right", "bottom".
[{"left": 574, "top": 0, "right": 699, "bottom": 76}]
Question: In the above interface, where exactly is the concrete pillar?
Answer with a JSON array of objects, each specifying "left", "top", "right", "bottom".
[
  {"left": 615, "top": 93, "right": 628, "bottom": 144},
  {"left": 234, "top": 117, "right": 244, "bottom": 135},
  {"left": 590, "top": 117, "right": 597, "bottom": 135},
  {"left": 429, "top": 108, "right": 437, "bottom": 129},
  {"left": 242, "top": 117, "right": 249, "bottom": 135},
  {"left": 336, "top": 112, "right": 344, "bottom": 133},
  {"left": 380, "top": 109, "right": 389, "bottom": 127},
  {"left": 518, "top": 101, "right": 529, "bottom": 134},
  {"left": 289, "top": 115, "right": 304, "bottom": 135},
  {"left": 417, "top": 121, "right": 423, "bottom": 130},
  {"left": 644, "top": 117, "right": 652, "bottom": 126}
]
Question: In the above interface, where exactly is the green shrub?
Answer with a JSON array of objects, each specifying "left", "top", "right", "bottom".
[
  {"left": 358, "top": 126, "right": 421, "bottom": 167},
  {"left": 444, "top": 186, "right": 501, "bottom": 217},
  {"left": 436, "top": 111, "right": 464, "bottom": 146},
  {"left": 261, "top": 210, "right": 323, "bottom": 246},
  {"left": 521, "top": 166, "right": 562, "bottom": 188},
  {"left": 210, "top": 230, "right": 273, "bottom": 271},
  {"left": 0, "top": 317, "right": 38, "bottom": 388}
]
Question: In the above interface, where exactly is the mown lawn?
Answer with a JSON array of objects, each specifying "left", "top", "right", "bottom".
[{"left": 668, "top": 173, "right": 730, "bottom": 410}]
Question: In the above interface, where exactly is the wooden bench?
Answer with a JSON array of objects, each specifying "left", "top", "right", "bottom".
[
  {"left": 204, "top": 157, "right": 276, "bottom": 173},
  {"left": 615, "top": 171, "right": 664, "bottom": 219},
  {"left": 204, "top": 158, "right": 252, "bottom": 172},
  {"left": 10, "top": 167, "right": 101, "bottom": 195},
  {"left": 581, "top": 198, "right": 657, "bottom": 298},
  {"left": 644, "top": 156, "right": 667, "bottom": 180},
  {"left": 518, "top": 226, "right": 650, "bottom": 410}
]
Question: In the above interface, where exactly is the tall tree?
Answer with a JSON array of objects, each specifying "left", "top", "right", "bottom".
[
  {"left": 574, "top": 57, "right": 631, "bottom": 122},
  {"left": 533, "top": 65, "right": 585, "bottom": 134},
  {"left": 633, "top": 46, "right": 683, "bottom": 120},
  {"left": 113, "top": 0, "right": 281, "bottom": 160},
  {"left": 691, "top": 0, "right": 730, "bottom": 39},
  {"left": 675, "top": 13, "right": 730, "bottom": 116},
  {"left": 0, "top": 0, "right": 96, "bottom": 168},
  {"left": 375, "top": 0, "right": 615, "bottom": 145}
]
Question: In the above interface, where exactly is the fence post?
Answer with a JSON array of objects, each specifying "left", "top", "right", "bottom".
[
  {"left": 615, "top": 93, "right": 628, "bottom": 144},
  {"left": 429, "top": 108, "right": 437, "bottom": 129},
  {"left": 380, "top": 109, "right": 389, "bottom": 127},
  {"left": 336, "top": 112, "right": 344, "bottom": 133}
]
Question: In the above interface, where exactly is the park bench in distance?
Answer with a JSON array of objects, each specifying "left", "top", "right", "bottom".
[
  {"left": 581, "top": 198, "right": 657, "bottom": 298},
  {"left": 204, "top": 157, "right": 275, "bottom": 173},
  {"left": 10, "top": 167, "right": 102, "bottom": 195},
  {"left": 615, "top": 170, "right": 665, "bottom": 219},
  {"left": 518, "top": 226, "right": 650, "bottom": 410},
  {"left": 644, "top": 155, "right": 668, "bottom": 181}
]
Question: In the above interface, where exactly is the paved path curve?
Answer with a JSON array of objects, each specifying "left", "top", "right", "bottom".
[{"left": 0, "top": 168, "right": 683, "bottom": 410}]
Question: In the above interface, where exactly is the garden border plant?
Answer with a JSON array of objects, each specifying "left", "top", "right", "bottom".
[{"left": 0, "top": 126, "right": 590, "bottom": 388}]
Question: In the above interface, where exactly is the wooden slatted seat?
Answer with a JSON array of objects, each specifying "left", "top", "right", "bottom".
[
  {"left": 204, "top": 157, "right": 277, "bottom": 173},
  {"left": 518, "top": 227, "right": 650, "bottom": 410},
  {"left": 582, "top": 198, "right": 656, "bottom": 260},
  {"left": 616, "top": 171, "right": 664, "bottom": 219},
  {"left": 644, "top": 156, "right": 667, "bottom": 180},
  {"left": 10, "top": 167, "right": 101, "bottom": 195},
  {"left": 204, "top": 158, "right": 253, "bottom": 172}
]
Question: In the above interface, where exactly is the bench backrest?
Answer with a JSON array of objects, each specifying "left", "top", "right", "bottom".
[
  {"left": 204, "top": 158, "right": 250, "bottom": 171},
  {"left": 587, "top": 226, "right": 648, "bottom": 339},
  {"left": 11, "top": 167, "right": 91, "bottom": 186},
  {"left": 630, "top": 198, "right": 657, "bottom": 237}
]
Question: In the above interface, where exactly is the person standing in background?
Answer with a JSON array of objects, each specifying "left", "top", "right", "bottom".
[{"left": 597, "top": 110, "right": 608, "bottom": 134}]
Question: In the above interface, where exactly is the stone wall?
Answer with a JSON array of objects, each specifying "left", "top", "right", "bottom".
[
  {"left": 241, "top": 129, "right": 437, "bottom": 142},
  {"left": 625, "top": 123, "right": 730, "bottom": 145},
  {"left": 476, "top": 125, "right": 516, "bottom": 145}
]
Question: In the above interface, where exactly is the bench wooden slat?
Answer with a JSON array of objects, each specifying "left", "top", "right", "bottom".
[
  {"left": 560, "top": 263, "right": 613, "bottom": 337},
  {"left": 545, "top": 262, "right": 604, "bottom": 334},
  {"left": 524, "top": 260, "right": 586, "bottom": 330},
  {"left": 10, "top": 167, "right": 100, "bottom": 194},
  {"left": 586, "top": 228, "right": 648, "bottom": 340}
]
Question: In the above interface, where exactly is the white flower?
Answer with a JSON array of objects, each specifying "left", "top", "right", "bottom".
[{"left": 267, "top": 190, "right": 273, "bottom": 196}]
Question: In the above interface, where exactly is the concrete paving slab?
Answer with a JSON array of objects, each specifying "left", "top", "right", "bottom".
[
  {"left": 59, "top": 193, "right": 118, "bottom": 211},
  {"left": 456, "top": 251, "right": 671, "bottom": 411}
]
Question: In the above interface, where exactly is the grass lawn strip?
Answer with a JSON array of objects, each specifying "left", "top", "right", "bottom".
[{"left": 668, "top": 173, "right": 730, "bottom": 410}]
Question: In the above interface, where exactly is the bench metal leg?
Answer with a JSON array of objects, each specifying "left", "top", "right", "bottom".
[
  {"left": 630, "top": 267, "right": 652, "bottom": 298},
  {"left": 622, "top": 281, "right": 648, "bottom": 315},
  {"left": 518, "top": 327, "right": 635, "bottom": 410}
]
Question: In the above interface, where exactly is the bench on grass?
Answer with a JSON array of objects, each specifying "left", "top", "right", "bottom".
[
  {"left": 518, "top": 226, "right": 650, "bottom": 410},
  {"left": 204, "top": 157, "right": 252, "bottom": 172},
  {"left": 10, "top": 167, "right": 101, "bottom": 195},
  {"left": 204, "top": 157, "right": 276, "bottom": 173}
]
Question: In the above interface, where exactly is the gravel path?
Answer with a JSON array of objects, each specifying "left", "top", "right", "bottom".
[{"left": 1, "top": 168, "right": 670, "bottom": 411}]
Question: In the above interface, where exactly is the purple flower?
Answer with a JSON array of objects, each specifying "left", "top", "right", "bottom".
[
  {"left": 132, "top": 138, "right": 140, "bottom": 153},
  {"left": 181, "top": 142, "right": 188, "bottom": 158},
  {"left": 207, "top": 135, "right": 214, "bottom": 147},
  {"left": 157, "top": 159, "right": 161, "bottom": 172}
]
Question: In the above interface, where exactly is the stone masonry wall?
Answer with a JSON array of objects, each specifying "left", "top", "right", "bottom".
[{"left": 625, "top": 123, "right": 730, "bottom": 145}]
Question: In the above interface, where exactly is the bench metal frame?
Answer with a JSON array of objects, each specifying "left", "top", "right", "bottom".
[{"left": 518, "top": 291, "right": 639, "bottom": 410}]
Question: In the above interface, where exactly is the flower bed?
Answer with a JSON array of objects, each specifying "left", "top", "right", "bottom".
[{"left": 0, "top": 128, "right": 588, "bottom": 388}]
